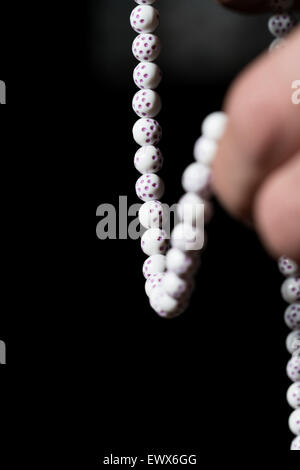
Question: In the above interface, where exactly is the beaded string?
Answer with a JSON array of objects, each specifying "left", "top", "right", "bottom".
[{"left": 130, "top": 0, "right": 300, "bottom": 449}]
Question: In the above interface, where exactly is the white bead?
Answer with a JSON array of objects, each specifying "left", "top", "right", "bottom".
[
  {"left": 165, "top": 248, "right": 195, "bottom": 276},
  {"left": 136, "top": 173, "right": 164, "bottom": 202},
  {"left": 182, "top": 162, "right": 212, "bottom": 198},
  {"left": 193, "top": 136, "right": 218, "bottom": 166},
  {"left": 287, "top": 356, "right": 300, "bottom": 382},
  {"left": 289, "top": 408, "right": 300, "bottom": 435},
  {"left": 287, "top": 382, "right": 300, "bottom": 409},
  {"left": 130, "top": 5, "right": 159, "bottom": 34},
  {"left": 150, "top": 287, "right": 184, "bottom": 318},
  {"left": 132, "top": 34, "right": 161, "bottom": 62},
  {"left": 162, "top": 271, "right": 188, "bottom": 300},
  {"left": 141, "top": 228, "right": 169, "bottom": 256},
  {"left": 177, "top": 192, "right": 205, "bottom": 228},
  {"left": 270, "top": 0, "right": 294, "bottom": 12},
  {"left": 143, "top": 254, "right": 166, "bottom": 279},
  {"left": 269, "top": 37, "right": 286, "bottom": 52},
  {"left": 268, "top": 13, "right": 295, "bottom": 37},
  {"left": 284, "top": 303, "right": 300, "bottom": 330},
  {"left": 286, "top": 330, "right": 300, "bottom": 353},
  {"left": 133, "top": 118, "right": 162, "bottom": 146},
  {"left": 145, "top": 272, "right": 165, "bottom": 297},
  {"left": 135, "top": 0, "right": 157, "bottom": 5},
  {"left": 201, "top": 112, "right": 228, "bottom": 142},
  {"left": 278, "top": 256, "right": 299, "bottom": 277},
  {"left": 281, "top": 277, "right": 300, "bottom": 303},
  {"left": 171, "top": 222, "right": 204, "bottom": 252},
  {"left": 291, "top": 435, "right": 300, "bottom": 450},
  {"left": 133, "top": 62, "right": 162, "bottom": 90},
  {"left": 134, "top": 145, "right": 163, "bottom": 174},
  {"left": 132, "top": 89, "right": 161, "bottom": 118},
  {"left": 139, "top": 200, "right": 167, "bottom": 228}
]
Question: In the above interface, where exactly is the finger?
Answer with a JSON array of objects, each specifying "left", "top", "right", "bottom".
[
  {"left": 213, "top": 27, "right": 300, "bottom": 220},
  {"left": 216, "top": 0, "right": 300, "bottom": 13},
  {"left": 254, "top": 152, "right": 300, "bottom": 262}
]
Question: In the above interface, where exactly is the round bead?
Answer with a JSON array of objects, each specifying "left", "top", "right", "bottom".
[
  {"left": 143, "top": 254, "right": 166, "bottom": 279},
  {"left": 287, "top": 382, "right": 300, "bottom": 409},
  {"left": 165, "top": 248, "right": 195, "bottom": 277},
  {"left": 130, "top": 5, "right": 159, "bottom": 34},
  {"left": 268, "top": 13, "right": 295, "bottom": 37},
  {"left": 150, "top": 288, "right": 183, "bottom": 318},
  {"left": 193, "top": 136, "right": 218, "bottom": 166},
  {"left": 289, "top": 408, "right": 300, "bottom": 435},
  {"left": 201, "top": 112, "right": 228, "bottom": 142},
  {"left": 171, "top": 223, "right": 204, "bottom": 252},
  {"left": 135, "top": 0, "right": 157, "bottom": 5},
  {"left": 286, "top": 330, "right": 300, "bottom": 353},
  {"left": 133, "top": 62, "right": 162, "bottom": 90},
  {"left": 141, "top": 228, "right": 169, "bottom": 256},
  {"left": 134, "top": 145, "right": 163, "bottom": 174},
  {"left": 287, "top": 356, "right": 300, "bottom": 382},
  {"left": 145, "top": 272, "right": 165, "bottom": 297},
  {"left": 291, "top": 435, "right": 300, "bottom": 450},
  {"left": 270, "top": 0, "right": 294, "bottom": 12},
  {"left": 177, "top": 192, "right": 205, "bottom": 228},
  {"left": 132, "top": 34, "right": 161, "bottom": 62},
  {"left": 284, "top": 303, "right": 300, "bottom": 330},
  {"left": 182, "top": 162, "right": 212, "bottom": 198},
  {"left": 132, "top": 118, "right": 162, "bottom": 146},
  {"left": 136, "top": 173, "right": 164, "bottom": 202},
  {"left": 281, "top": 277, "right": 300, "bottom": 303},
  {"left": 278, "top": 256, "right": 299, "bottom": 277},
  {"left": 132, "top": 89, "right": 161, "bottom": 118},
  {"left": 269, "top": 37, "right": 286, "bottom": 52},
  {"left": 162, "top": 271, "right": 188, "bottom": 300},
  {"left": 139, "top": 200, "right": 167, "bottom": 229}
]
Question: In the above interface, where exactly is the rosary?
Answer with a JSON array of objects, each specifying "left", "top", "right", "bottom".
[{"left": 129, "top": 0, "right": 300, "bottom": 449}]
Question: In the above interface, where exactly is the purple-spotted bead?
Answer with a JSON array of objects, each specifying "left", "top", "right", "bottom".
[
  {"left": 142, "top": 254, "right": 166, "bottom": 279},
  {"left": 130, "top": 5, "right": 159, "bottom": 34},
  {"left": 287, "top": 356, "right": 300, "bottom": 382},
  {"left": 284, "top": 303, "right": 300, "bottom": 330},
  {"left": 132, "top": 33, "right": 161, "bottom": 62},
  {"left": 278, "top": 256, "right": 299, "bottom": 277},
  {"left": 135, "top": 173, "right": 164, "bottom": 202},
  {"left": 281, "top": 277, "right": 300, "bottom": 303},
  {"left": 133, "top": 118, "right": 162, "bottom": 146}
]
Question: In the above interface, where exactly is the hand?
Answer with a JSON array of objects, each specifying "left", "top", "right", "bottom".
[{"left": 212, "top": 2, "right": 300, "bottom": 263}]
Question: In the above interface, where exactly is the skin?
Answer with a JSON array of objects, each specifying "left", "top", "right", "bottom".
[{"left": 212, "top": 1, "right": 300, "bottom": 263}]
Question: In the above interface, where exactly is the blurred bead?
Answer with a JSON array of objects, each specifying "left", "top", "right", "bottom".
[
  {"left": 270, "top": 0, "right": 294, "bottom": 12},
  {"left": 291, "top": 435, "right": 300, "bottom": 450},
  {"left": 132, "top": 89, "right": 161, "bottom": 118},
  {"left": 150, "top": 287, "right": 184, "bottom": 318},
  {"left": 135, "top": 0, "right": 157, "bottom": 5},
  {"left": 281, "top": 277, "right": 300, "bottom": 303},
  {"left": 132, "top": 34, "right": 161, "bottom": 62},
  {"left": 193, "top": 136, "right": 218, "bottom": 166},
  {"left": 284, "top": 303, "right": 300, "bottom": 329},
  {"left": 133, "top": 118, "right": 162, "bottom": 146},
  {"left": 162, "top": 271, "right": 188, "bottom": 299},
  {"left": 268, "top": 13, "right": 295, "bottom": 37},
  {"left": 171, "top": 222, "right": 204, "bottom": 252},
  {"left": 165, "top": 248, "right": 195, "bottom": 277},
  {"left": 141, "top": 228, "right": 169, "bottom": 255},
  {"left": 287, "top": 382, "right": 300, "bottom": 409},
  {"left": 136, "top": 173, "right": 164, "bottom": 202},
  {"left": 130, "top": 5, "right": 159, "bottom": 34},
  {"left": 278, "top": 256, "right": 299, "bottom": 277},
  {"left": 139, "top": 200, "right": 167, "bottom": 229},
  {"left": 145, "top": 273, "right": 165, "bottom": 297},
  {"left": 201, "top": 112, "right": 228, "bottom": 141},
  {"left": 177, "top": 192, "right": 213, "bottom": 226},
  {"left": 287, "top": 356, "right": 300, "bottom": 382},
  {"left": 269, "top": 37, "right": 286, "bottom": 52},
  {"left": 134, "top": 145, "right": 163, "bottom": 174},
  {"left": 182, "top": 162, "right": 212, "bottom": 198},
  {"left": 289, "top": 408, "right": 300, "bottom": 435},
  {"left": 133, "top": 62, "right": 162, "bottom": 90},
  {"left": 286, "top": 330, "right": 300, "bottom": 353},
  {"left": 143, "top": 254, "right": 166, "bottom": 279}
]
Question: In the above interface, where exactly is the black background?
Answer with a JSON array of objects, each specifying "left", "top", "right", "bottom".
[{"left": 1, "top": 0, "right": 299, "bottom": 464}]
